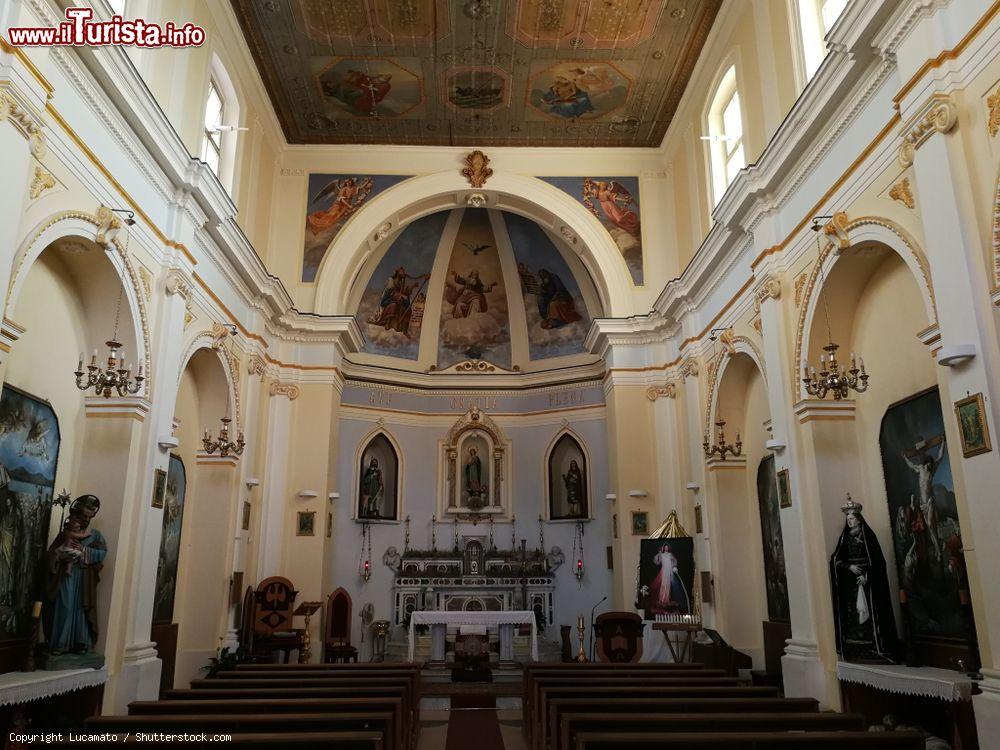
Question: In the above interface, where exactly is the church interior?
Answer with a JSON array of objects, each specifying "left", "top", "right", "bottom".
[{"left": 3, "top": 0, "right": 1000, "bottom": 747}]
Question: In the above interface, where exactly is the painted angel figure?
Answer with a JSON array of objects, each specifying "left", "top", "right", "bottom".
[
  {"left": 583, "top": 178, "right": 641, "bottom": 238},
  {"left": 306, "top": 176, "right": 374, "bottom": 235}
]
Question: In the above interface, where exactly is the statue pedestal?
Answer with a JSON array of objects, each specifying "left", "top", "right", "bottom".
[{"left": 40, "top": 652, "right": 105, "bottom": 671}]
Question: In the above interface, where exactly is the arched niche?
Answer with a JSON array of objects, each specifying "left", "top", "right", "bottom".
[
  {"left": 545, "top": 430, "right": 590, "bottom": 521},
  {"left": 312, "top": 171, "right": 636, "bottom": 318},
  {"left": 355, "top": 430, "right": 401, "bottom": 522},
  {"left": 440, "top": 407, "right": 509, "bottom": 517},
  {"left": 169, "top": 346, "right": 240, "bottom": 688}
]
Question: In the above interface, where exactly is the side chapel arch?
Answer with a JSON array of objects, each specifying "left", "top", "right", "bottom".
[
  {"left": 312, "top": 170, "right": 635, "bottom": 318},
  {"left": 177, "top": 323, "right": 243, "bottom": 434},
  {"left": 794, "top": 216, "right": 937, "bottom": 400},
  {"left": 8, "top": 209, "right": 152, "bottom": 393},
  {"left": 704, "top": 333, "right": 767, "bottom": 439}
]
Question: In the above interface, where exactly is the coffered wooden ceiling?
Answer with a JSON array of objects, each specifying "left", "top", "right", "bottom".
[{"left": 231, "top": 0, "right": 722, "bottom": 147}]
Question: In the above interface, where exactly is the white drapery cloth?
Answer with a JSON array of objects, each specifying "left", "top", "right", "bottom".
[
  {"left": 836, "top": 661, "right": 973, "bottom": 702},
  {"left": 0, "top": 667, "right": 107, "bottom": 706},
  {"left": 407, "top": 610, "right": 538, "bottom": 661}
]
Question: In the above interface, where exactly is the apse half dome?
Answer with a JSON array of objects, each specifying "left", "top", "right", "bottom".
[{"left": 353, "top": 208, "right": 601, "bottom": 372}]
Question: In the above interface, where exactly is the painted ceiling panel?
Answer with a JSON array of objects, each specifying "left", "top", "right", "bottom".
[{"left": 230, "top": 0, "right": 722, "bottom": 147}]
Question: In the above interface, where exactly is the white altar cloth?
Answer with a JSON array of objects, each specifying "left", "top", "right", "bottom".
[
  {"left": 836, "top": 661, "right": 972, "bottom": 702},
  {"left": 0, "top": 667, "right": 107, "bottom": 706},
  {"left": 408, "top": 610, "right": 538, "bottom": 662}
]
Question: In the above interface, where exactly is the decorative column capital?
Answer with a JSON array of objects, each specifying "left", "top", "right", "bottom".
[
  {"left": 753, "top": 276, "right": 781, "bottom": 312},
  {"left": 680, "top": 357, "right": 699, "bottom": 380},
  {"left": 0, "top": 86, "right": 46, "bottom": 158},
  {"left": 269, "top": 380, "right": 300, "bottom": 400},
  {"left": 247, "top": 353, "right": 267, "bottom": 379},
  {"left": 165, "top": 269, "right": 193, "bottom": 302},
  {"left": 899, "top": 94, "right": 958, "bottom": 168},
  {"left": 646, "top": 383, "right": 676, "bottom": 401}
]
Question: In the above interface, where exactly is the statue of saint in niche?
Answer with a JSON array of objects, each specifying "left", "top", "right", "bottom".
[
  {"left": 357, "top": 434, "right": 398, "bottom": 520},
  {"left": 548, "top": 434, "right": 588, "bottom": 519},
  {"left": 464, "top": 446, "right": 486, "bottom": 508},
  {"left": 830, "top": 495, "right": 899, "bottom": 663}
]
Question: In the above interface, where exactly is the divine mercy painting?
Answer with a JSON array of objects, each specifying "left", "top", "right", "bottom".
[
  {"left": 0, "top": 385, "right": 59, "bottom": 644},
  {"left": 879, "top": 387, "right": 975, "bottom": 665},
  {"left": 637, "top": 537, "right": 695, "bottom": 619}
]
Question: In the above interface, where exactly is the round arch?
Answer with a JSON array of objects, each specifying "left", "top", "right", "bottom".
[
  {"left": 704, "top": 336, "right": 767, "bottom": 439},
  {"left": 793, "top": 216, "right": 937, "bottom": 400},
  {"left": 312, "top": 170, "right": 635, "bottom": 317},
  {"left": 177, "top": 330, "right": 241, "bottom": 432},
  {"left": 8, "top": 210, "right": 152, "bottom": 393}
]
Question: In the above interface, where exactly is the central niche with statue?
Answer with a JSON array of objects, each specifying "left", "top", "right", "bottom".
[{"left": 442, "top": 407, "right": 509, "bottom": 518}]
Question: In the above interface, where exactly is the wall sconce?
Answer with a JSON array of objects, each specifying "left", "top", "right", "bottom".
[
  {"left": 297, "top": 490, "right": 318, "bottom": 500},
  {"left": 937, "top": 345, "right": 976, "bottom": 367},
  {"left": 245, "top": 478, "right": 260, "bottom": 490},
  {"left": 157, "top": 434, "right": 179, "bottom": 451}
]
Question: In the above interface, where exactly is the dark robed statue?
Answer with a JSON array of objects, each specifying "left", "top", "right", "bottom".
[
  {"left": 563, "top": 459, "right": 584, "bottom": 516},
  {"left": 464, "top": 446, "right": 485, "bottom": 507},
  {"left": 43, "top": 494, "right": 106, "bottom": 663},
  {"left": 830, "top": 494, "right": 899, "bottom": 663},
  {"left": 360, "top": 457, "right": 384, "bottom": 517}
]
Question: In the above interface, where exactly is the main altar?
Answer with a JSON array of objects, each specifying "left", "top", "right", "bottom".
[{"left": 390, "top": 538, "right": 554, "bottom": 630}]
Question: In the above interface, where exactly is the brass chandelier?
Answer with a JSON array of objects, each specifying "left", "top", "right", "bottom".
[
  {"left": 703, "top": 419, "right": 742, "bottom": 460},
  {"left": 202, "top": 417, "right": 245, "bottom": 457}
]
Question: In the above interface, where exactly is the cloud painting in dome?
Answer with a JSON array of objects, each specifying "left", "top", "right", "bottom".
[
  {"left": 541, "top": 176, "right": 643, "bottom": 284},
  {"left": 438, "top": 209, "right": 511, "bottom": 370},
  {"left": 302, "top": 173, "right": 411, "bottom": 282},
  {"left": 357, "top": 211, "right": 446, "bottom": 359},
  {"left": 503, "top": 212, "right": 591, "bottom": 360}
]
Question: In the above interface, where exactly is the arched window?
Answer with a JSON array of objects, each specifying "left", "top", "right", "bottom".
[
  {"left": 795, "top": 0, "right": 850, "bottom": 82},
  {"left": 201, "top": 79, "right": 225, "bottom": 176},
  {"left": 706, "top": 65, "right": 745, "bottom": 205}
]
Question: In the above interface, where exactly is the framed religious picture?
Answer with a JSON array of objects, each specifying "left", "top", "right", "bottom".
[
  {"left": 152, "top": 455, "right": 186, "bottom": 624},
  {"left": 757, "top": 457, "right": 790, "bottom": 622},
  {"left": 606, "top": 545, "right": 614, "bottom": 570},
  {"left": 777, "top": 468, "right": 792, "bottom": 509},
  {"left": 547, "top": 433, "right": 588, "bottom": 519},
  {"left": 296, "top": 510, "right": 316, "bottom": 536},
  {"left": 241, "top": 501, "right": 251, "bottom": 531},
  {"left": 880, "top": 386, "right": 976, "bottom": 669},
  {"left": 694, "top": 505, "right": 703, "bottom": 534},
  {"left": 631, "top": 511, "right": 648, "bottom": 536},
  {"left": 637, "top": 537, "right": 695, "bottom": 618},
  {"left": 955, "top": 393, "right": 991, "bottom": 457},
  {"left": 151, "top": 468, "right": 167, "bottom": 509},
  {"left": 612, "top": 513, "right": 618, "bottom": 539}
]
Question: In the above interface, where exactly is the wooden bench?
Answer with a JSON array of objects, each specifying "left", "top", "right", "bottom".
[
  {"left": 50, "top": 730, "right": 385, "bottom": 749},
  {"left": 522, "top": 663, "right": 721, "bottom": 727},
  {"left": 535, "top": 685, "right": 780, "bottom": 750},
  {"left": 86, "top": 711, "right": 396, "bottom": 749},
  {"left": 558, "top": 711, "right": 865, "bottom": 750},
  {"left": 571, "top": 730, "right": 926, "bottom": 750}
]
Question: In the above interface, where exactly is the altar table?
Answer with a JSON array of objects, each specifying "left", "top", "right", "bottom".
[{"left": 407, "top": 610, "right": 538, "bottom": 663}]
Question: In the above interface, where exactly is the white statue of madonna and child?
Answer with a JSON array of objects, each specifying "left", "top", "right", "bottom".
[{"left": 41, "top": 494, "right": 106, "bottom": 668}]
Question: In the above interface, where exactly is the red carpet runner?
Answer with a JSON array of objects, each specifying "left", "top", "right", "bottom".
[{"left": 445, "top": 696, "right": 506, "bottom": 750}]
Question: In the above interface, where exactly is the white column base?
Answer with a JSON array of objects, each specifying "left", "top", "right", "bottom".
[
  {"left": 781, "top": 639, "right": 840, "bottom": 710},
  {"left": 973, "top": 670, "right": 1000, "bottom": 747},
  {"left": 220, "top": 628, "right": 239, "bottom": 652},
  {"left": 104, "top": 641, "right": 161, "bottom": 715}
]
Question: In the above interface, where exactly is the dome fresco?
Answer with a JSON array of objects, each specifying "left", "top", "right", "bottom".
[{"left": 355, "top": 208, "right": 597, "bottom": 370}]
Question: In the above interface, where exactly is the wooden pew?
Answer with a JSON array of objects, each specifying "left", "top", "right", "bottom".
[
  {"left": 546, "top": 694, "right": 819, "bottom": 747},
  {"left": 535, "top": 685, "right": 780, "bottom": 750},
  {"left": 572, "top": 730, "right": 926, "bottom": 750},
  {"left": 232, "top": 662, "right": 417, "bottom": 670},
  {"left": 86, "top": 711, "right": 396, "bottom": 749},
  {"left": 559, "top": 711, "right": 865, "bottom": 750},
  {"left": 51, "top": 731, "right": 385, "bottom": 749},
  {"left": 522, "top": 666, "right": 728, "bottom": 732}
]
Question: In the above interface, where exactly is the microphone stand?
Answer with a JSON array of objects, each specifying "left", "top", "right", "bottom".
[{"left": 589, "top": 596, "right": 608, "bottom": 662}]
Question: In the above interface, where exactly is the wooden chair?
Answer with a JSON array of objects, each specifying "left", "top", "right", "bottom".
[
  {"left": 324, "top": 587, "right": 359, "bottom": 663},
  {"left": 250, "top": 576, "right": 305, "bottom": 663},
  {"left": 593, "top": 612, "right": 644, "bottom": 663}
]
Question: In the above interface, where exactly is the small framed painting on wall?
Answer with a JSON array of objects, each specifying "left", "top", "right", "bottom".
[
  {"left": 241, "top": 501, "right": 251, "bottom": 531},
  {"left": 151, "top": 468, "right": 167, "bottom": 509},
  {"left": 631, "top": 511, "right": 648, "bottom": 536},
  {"left": 955, "top": 393, "right": 992, "bottom": 457},
  {"left": 296, "top": 510, "right": 316, "bottom": 536},
  {"left": 694, "top": 505, "right": 703, "bottom": 533},
  {"left": 777, "top": 468, "right": 792, "bottom": 509}
]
